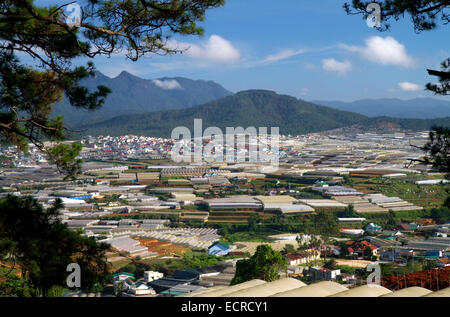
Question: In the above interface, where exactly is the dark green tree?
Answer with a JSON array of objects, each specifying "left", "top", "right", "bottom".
[
  {"left": 247, "top": 213, "right": 261, "bottom": 232},
  {"left": 0, "top": 195, "right": 110, "bottom": 296},
  {"left": 309, "top": 210, "right": 339, "bottom": 237},
  {"left": 430, "top": 207, "right": 450, "bottom": 223},
  {"left": 342, "top": 204, "right": 358, "bottom": 218},
  {"left": 411, "top": 126, "right": 450, "bottom": 177},
  {"left": 282, "top": 244, "right": 296, "bottom": 254},
  {"left": 387, "top": 210, "right": 399, "bottom": 229},
  {"left": 323, "top": 258, "right": 337, "bottom": 270},
  {"left": 231, "top": 245, "right": 288, "bottom": 285}
]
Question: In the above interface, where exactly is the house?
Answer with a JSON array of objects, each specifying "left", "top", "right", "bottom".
[
  {"left": 380, "top": 249, "right": 395, "bottom": 262},
  {"left": 285, "top": 251, "right": 321, "bottom": 265},
  {"left": 319, "top": 244, "right": 341, "bottom": 256},
  {"left": 287, "top": 265, "right": 306, "bottom": 277},
  {"left": 208, "top": 241, "right": 231, "bottom": 256},
  {"left": 396, "top": 224, "right": 414, "bottom": 233},
  {"left": 380, "top": 247, "right": 415, "bottom": 262},
  {"left": 346, "top": 240, "right": 379, "bottom": 258},
  {"left": 361, "top": 240, "right": 379, "bottom": 255},
  {"left": 144, "top": 271, "right": 164, "bottom": 282},
  {"left": 113, "top": 273, "right": 135, "bottom": 295},
  {"left": 149, "top": 270, "right": 200, "bottom": 293},
  {"left": 336, "top": 273, "right": 356, "bottom": 284},
  {"left": 380, "top": 230, "right": 402, "bottom": 239},
  {"left": 113, "top": 272, "right": 135, "bottom": 281},
  {"left": 130, "top": 281, "right": 156, "bottom": 296},
  {"left": 365, "top": 223, "right": 382, "bottom": 234},
  {"left": 309, "top": 266, "right": 341, "bottom": 281},
  {"left": 324, "top": 268, "right": 341, "bottom": 281}
]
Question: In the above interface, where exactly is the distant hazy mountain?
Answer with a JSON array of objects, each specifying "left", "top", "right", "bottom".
[
  {"left": 52, "top": 71, "right": 233, "bottom": 127},
  {"left": 312, "top": 98, "right": 450, "bottom": 119},
  {"left": 78, "top": 90, "right": 450, "bottom": 138}
]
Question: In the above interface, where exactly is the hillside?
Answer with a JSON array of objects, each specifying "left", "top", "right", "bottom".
[
  {"left": 51, "top": 71, "right": 233, "bottom": 127},
  {"left": 313, "top": 98, "right": 450, "bottom": 119},
  {"left": 76, "top": 90, "right": 450, "bottom": 138},
  {"left": 77, "top": 90, "right": 369, "bottom": 137}
]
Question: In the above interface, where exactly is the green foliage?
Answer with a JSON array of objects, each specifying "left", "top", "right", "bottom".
[
  {"left": 282, "top": 244, "right": 296, "bottom": 254},
  {"left": 247, "top": 213, "right": 261, "bottom": 231},
  {"left": 430, "top": 207, "right": 450, "bottom": 223},
  {"left": 342, "top": 204, "right": 358, "bottom": 218},
  {"left": 308, "top": 210, "right": 339, "bottom": 237},
  {"left": 386, "top": 210, "right": 400, "bottom": 229},
  {"left": 426, "top": 58, "right": 450, "bottom": 95},
  {"left": 0, "top": 271, "right": 35, "bottom": 297},
  {"left": 181, "top": 252, "right": 219, "bottom": 269},
  {"left": 123, "top": 264, "right": 137, "bottom": 275},
  {"left": 0, "top": 195, "right": 110, "bottom": 296},
  {"left": 416, "top": 126, "right": 450, "bottom": 177},
  {"left": 231, "top": 245, "right": 288, "bottom": 285},
  {"left": 46, "top": 142, "right": 83, "bottom": 179},
  {"left": 324, "top": 259, "right": 337, "bottom": 270}
]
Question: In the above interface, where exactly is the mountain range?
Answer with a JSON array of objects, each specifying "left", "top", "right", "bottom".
[
  {"left": 312, "top": 98, "right": 450, "bottom": 119},
  {"left": 50, "top": 72, "right": 450, "bottom": 137},
  {"left": 52, "top": 71, "right": 233, "bottom": 127},
  {"left": 76, "top": 90, "right": 450, "bottom": 138}
]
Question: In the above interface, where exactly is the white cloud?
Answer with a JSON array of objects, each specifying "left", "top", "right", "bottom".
[
  {"left": 300, "top": 88, "right": 309, "bottom": 97},
  {"left": 339, "top": 36, "right": 414, "bottom": 68},
  {"left": 398, "top": 82, "right": 422, "bottom": 91},
  {"left": 322, "top": 58, "right": 352, "bottom": 74},
  {"left": 169, "top": 35, "right": 241, "bottom": 64},
  {"left": 263, "top": 49, "right": 307, "bottom": 63},
  {"left": 152, "top": 79, "right": 183, "bottom": 90}
]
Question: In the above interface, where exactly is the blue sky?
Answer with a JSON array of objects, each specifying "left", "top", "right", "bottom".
[{"left": 35, "top": 0, "right": 450, "bottom": 101}]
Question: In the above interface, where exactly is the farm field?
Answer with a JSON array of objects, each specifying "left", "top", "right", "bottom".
[
  {"left": 382, "top": 266, "right": 450, "bottom": 291},
  {"left": 351, "top": 177, "right": 448, "bottom": 208},
  {"left": 136, "top": 238, "right": 190, "bottom": 256},
  {"left": 335, "top": 259, "right": 372, "bottom": 268}
]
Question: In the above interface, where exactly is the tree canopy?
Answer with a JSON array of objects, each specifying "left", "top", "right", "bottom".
[
  {"left": 0, "top": 195, "right": 110, "bottom": 296},
  {"left": 231, "top": 245, "right": 288, "bottom": 285}
]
